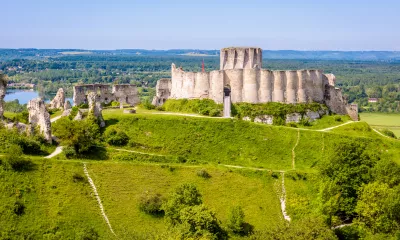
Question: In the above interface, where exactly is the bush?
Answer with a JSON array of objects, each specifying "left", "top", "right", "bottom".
[
  {"left": 72, "top": 173, "right": 85, "bottom": 182},
  {"left": 163, "top": 99, "right": 223, "bottom": 116},
  {"left": 334, "top": 116, "right": 343, "bottom": 122},
  {"left": 64, "top": 146, "right": 77, "bottom": 159},
  {"left": 381, "top": 129, "right": 397, "bottom": 139},
  {"left": 13, "top": 201, "right": 25, "bottom": 216},
  {"left": 299, "top": 117, "right": 311, "bottom": 126},
  {"left": 162, "top": 183, "right": 203, "bottom": 226},
  {"left": 155, "top": 106, "right": 165, "bottom": 111},
  {"left": 287, "top": 122, "right": 298, "bottom": 128},
  {"left": 139, "top": 192, "right": 164, "bottom": 216},
  {"left": 141, "top": 100, "right": 156, "bottom": 110},
  {"left": 227, "top": 206, "right": 253, "bottom": 236},
  {"left": 178, "top": 204, "right": 227, "bottom": 239},
  {"left": 104, "top": 127, "right": 129, "bottom": 146},
  {"left": 2, "top": 145, "right": 34, "bottom": 171},
  {"left": 52, "top": 116, "right": 101, "bottom": 154},
  {"left": 196, "top": 169, "right": 211, "bottom": 179}
]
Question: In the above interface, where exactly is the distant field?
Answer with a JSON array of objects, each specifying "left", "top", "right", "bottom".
[
  {"left": 360, "top": 113, "right": 400, "bottom": 137},
  {"left": 59, "top": 51, "right": 93, "bottom": 55}
]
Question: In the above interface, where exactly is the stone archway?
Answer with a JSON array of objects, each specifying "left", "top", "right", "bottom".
[{"left": 223, "top": 85, "right": 231, "bottom": 118}]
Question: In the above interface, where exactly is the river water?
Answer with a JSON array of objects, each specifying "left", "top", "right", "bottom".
[{"left": 4, "top": 89, "right": 73, "bottom": 105}]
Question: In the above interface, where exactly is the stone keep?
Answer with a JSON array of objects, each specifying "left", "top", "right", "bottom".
[
  {"left": 0, "top": 74, "right": 7, "bottom": 120},
  {"left": 87, "top": 92, "right": 105, "bottom": 127},
  {"left": 49, "top": 88, "right": 65, "bottom": 109},
  {"left": 159, "top": 46, "right": 357, "bottom": 118},
  {"left": 28, "top": 98, "right": 52, "bottom": 143}
]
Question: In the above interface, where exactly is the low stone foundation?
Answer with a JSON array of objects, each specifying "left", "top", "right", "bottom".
[{"left": 244, "top": 110, "right": 326, "bottom": 125}]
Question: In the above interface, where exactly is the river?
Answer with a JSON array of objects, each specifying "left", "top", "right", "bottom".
[{"left": 4, "top": 89, "right": 73, "bottom": 105}]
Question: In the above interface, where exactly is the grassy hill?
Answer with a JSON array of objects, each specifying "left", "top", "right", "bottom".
[{"left": 1, "top": 108, "right": 400, "bottom": 239}]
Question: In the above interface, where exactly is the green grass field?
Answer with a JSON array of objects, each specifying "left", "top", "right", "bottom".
[
  {"left": 360, "top": 112, "right": 400, "bottom": 137},
  {"left": 2, "top": 108, "right": 400, "bottom": 239}
]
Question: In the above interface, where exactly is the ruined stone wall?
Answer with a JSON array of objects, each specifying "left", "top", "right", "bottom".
[
  {"left": 152, "top": 78, "right": 172, "bottom": 106},
  {"left": 73, "top": 84, "right": 139, "bottom": 107},
  {"left": 0, "top": 74, "right": 7, "bottom": 120},
  {"left": 112, "top": 84, "right": 140, "bottom": 106},
  {"left": 169, "top": 66, "right": 328, "bottom": 105},
  {"left": 346, "top": 104, "right": 359, "bottom": 121},
  {"left": 27, "top": 98, "right": 52, "bottom": 143},
  {"left": 220, "top": 47, "right": 262, "bottom": 70}
]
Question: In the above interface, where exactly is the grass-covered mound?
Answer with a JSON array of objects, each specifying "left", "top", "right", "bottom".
[{"left": 102, "top": 110, "right": 400, "bottom": 171}]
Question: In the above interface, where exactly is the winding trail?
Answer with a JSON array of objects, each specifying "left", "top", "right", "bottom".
[
  {"left": 280, "top": 173, "right": 291, "bottom": 222},
  {"left": 44, "top": 146, "right": 64, "bottom": 159},
  {"left": 50, "top": 115, "right": 62, "bottom": 123},
  {"left": 316, "top": 121, "right": 355, "bottom": 132},
  {"left": 83, "top": 163, "right": 116, "bottom": 236},
  {"left": 292, "top": 129, "right": 300, "bottom": 169}
]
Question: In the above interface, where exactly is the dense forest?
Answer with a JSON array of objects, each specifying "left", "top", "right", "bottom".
[{"left": 1, "top": 50, "right": 400, "bottom": 112}]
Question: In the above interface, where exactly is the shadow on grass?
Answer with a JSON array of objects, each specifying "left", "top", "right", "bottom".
[
  {"left": 105, "top": 118, "right": 119, "bottom": 127},
  {"left": 0, "top": 157, "right": 37, "bottom": 172},
  {"left": 76, "top": 146, "right": 109, "bottom": 160}
]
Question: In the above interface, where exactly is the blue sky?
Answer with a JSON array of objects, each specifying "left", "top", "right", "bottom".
[{"left": 1, "top": 0, "right": 399, "bottom": 50}]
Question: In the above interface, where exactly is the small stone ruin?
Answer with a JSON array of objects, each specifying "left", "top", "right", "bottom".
[
  {"left": 49, "top": 88, "right": 65, "bottom": 109},
  {"left": 73, "top": 84, "right": 140, "bottom": 107},
  {"left": 0, "top": 74, "right": 7, "bottom": 120},
  {"left": 62, "top": 100, "right": 72, "bottom": 117},
  {"left": 27, "top": 98, "right": 52, "bottom": 143},
  {"left": 152, "top": 78, "right": 171, "bottom": 106},
  {"left": 87, "top": 92, "right": 105, "bottom": 127}
]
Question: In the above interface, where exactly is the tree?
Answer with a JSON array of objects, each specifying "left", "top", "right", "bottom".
[
  {"left": 52, "top": 116, "right": 100, "bottom": 154},
  {"left": 162, "top": 183, "right": 202, "bottom": 226},
  {"left": 356, "top": 182, "right": 400, "bottom": 234},
  {"left": 227, "top": 206, "right": 249, "bottom": 235}
]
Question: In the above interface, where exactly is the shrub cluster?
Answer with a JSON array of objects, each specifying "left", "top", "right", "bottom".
[
  {"left": 104, "top": 127, "right": 129, "bottom": 146},
  {"left": 139, "top": 192, "right": 164, "bottom": 216},
  {"left": 163, "top": 99, "right": 222, "bottom": 117}
]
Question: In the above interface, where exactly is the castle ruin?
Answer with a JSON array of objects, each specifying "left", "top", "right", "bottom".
[
  {"left": 154, "top": 47, "right": 358, "bottom": 120},
  {"left": 73, "top": 84, "right": 140, "bottom": 108}
]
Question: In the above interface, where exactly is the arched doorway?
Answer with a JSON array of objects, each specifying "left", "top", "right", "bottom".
[{"left": 223, "top": 85, "right": 231, "bottom": 118}]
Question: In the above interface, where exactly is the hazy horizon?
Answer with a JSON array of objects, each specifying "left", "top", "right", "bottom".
[{"left": 2, "top": 0, "right": 400, "bottom": 51}]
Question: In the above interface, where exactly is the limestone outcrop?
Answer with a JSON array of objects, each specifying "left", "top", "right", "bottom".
[
  {"left": 0, "top": 74, "right": 7, "bottom": 120},
  {"left": 74, "top": 110, "right": 83, "bottom": 121},
  {"left": 49, "top": 88, "right": 65, "bottom": 109},
  {"left": 27, "top": 98, "right": 52, "bottom": 143},
  {"left": 87, "top": 92, "right": 105, "bottom": 127},
  {"left": 61, "top": 100, "right": 72, "bottom": 117},
  {"left": 152, "top": 78, "right": 171, "bottom": 106},
  {"left": 73, "top": 84, "right": 139, "bottom": 107}
]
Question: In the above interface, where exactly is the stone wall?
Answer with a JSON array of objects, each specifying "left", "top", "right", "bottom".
[
  {"left": 73, "top": 84, "right": 139, "bottom": 107},
  {"left": 112, "top": 84, "right": 140, "bottom": 107},
  {"left": 346, "top": 104, "right": 359, "bottom": 121},
  {"left": 170, "top": 64, "right": 329, "bottom": 106},
  {"left": 0, "top": 74, "right": 7, "bottom": 120},
  {"left": 27, "top": 98, "right": 52, "bottom": 143},
  {"left": 152, "top": 78, "right": 172, "bottom": 106}
]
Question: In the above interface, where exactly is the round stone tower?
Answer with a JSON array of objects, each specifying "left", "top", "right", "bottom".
[{"left": 220, "top": 47, "right": 262, "bottom": 70}]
